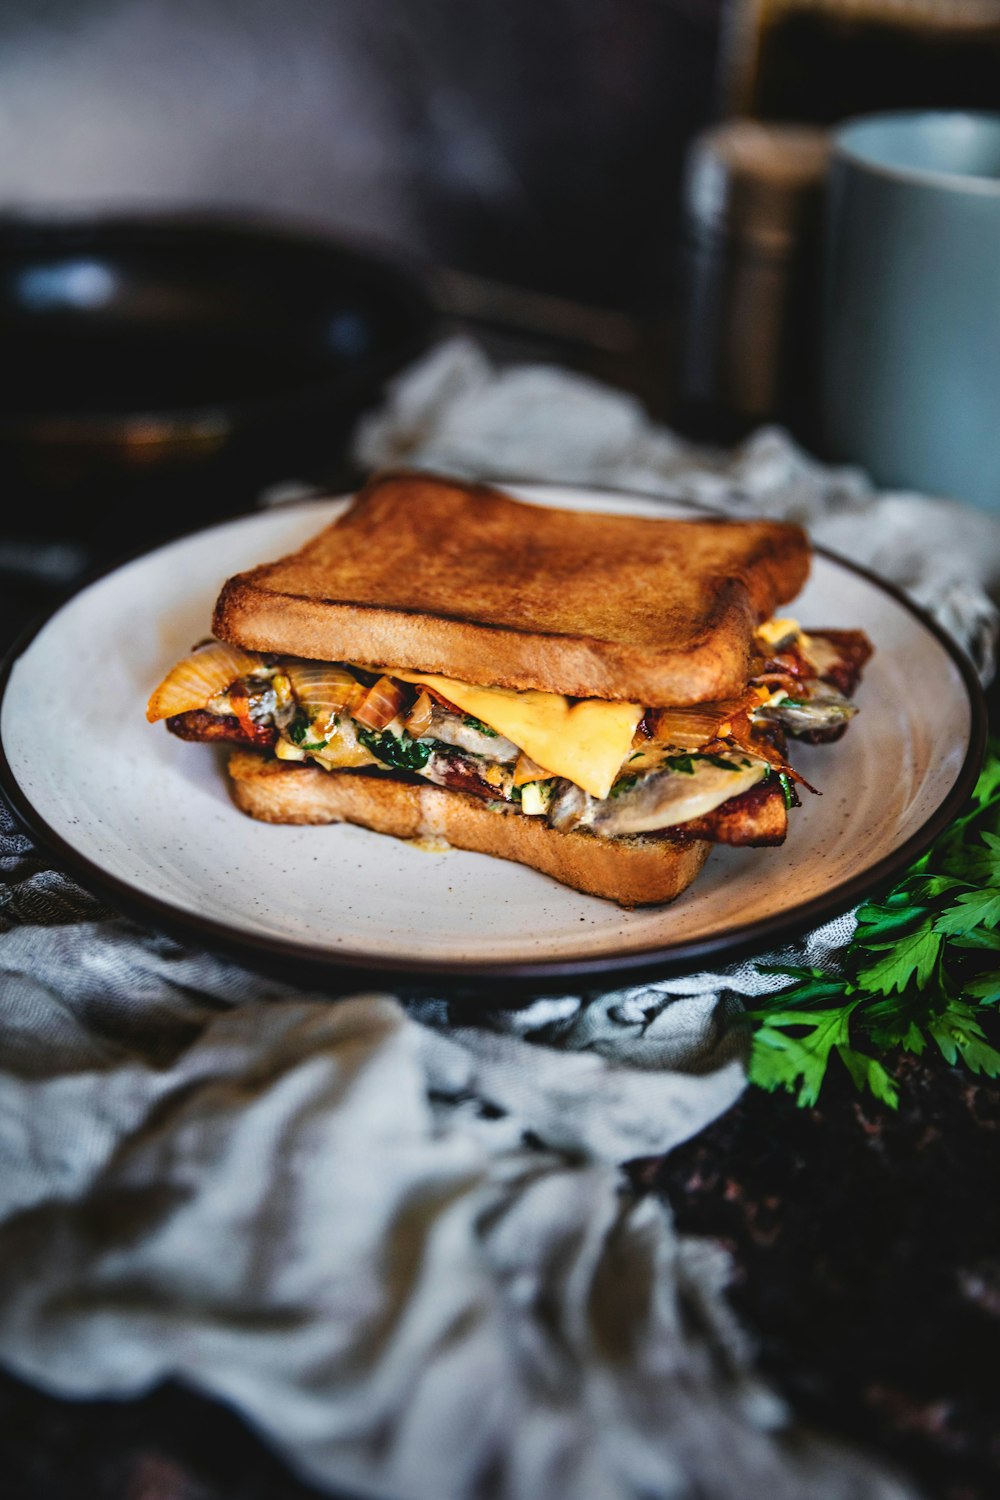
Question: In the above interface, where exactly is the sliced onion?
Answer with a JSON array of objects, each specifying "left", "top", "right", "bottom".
[
  {"left": 647, "top": 700, "right": 743, "bottom": 749},
  {"left": 404, "top": 690, "right": 434, "bottom": 738},
  {"left": 285, "top": 662, "right": 364, "bottom": 730},
  {"left": 650, "top": 685, "right": 819, "bottom": 795},
  {"left": 513, "top": 750, "right": 551, "bottom": 787},
  {"left": 354, "top": 675, "right": 407, "bottom": 731},
  {"left": 416, "top": 681, "right": 465, "bottom": 716},
  {"left": 725, "top": 712, "right": 818, "bottom": 792},
  {"left": 146, "top": 642, "right": 267, "bottom": 723}
]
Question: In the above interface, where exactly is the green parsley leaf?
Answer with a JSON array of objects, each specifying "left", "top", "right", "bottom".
[
  {"left": 749, "top": 1003, "right": 900, "bottom": 1108},
  {"left": 965, "top": 971, "right": 1000, "bottom": 1004},
  {"left": 897, "top": 1022, "right": 928, "bottom": 1056},
  {"left": 463, "top": 715, "right": 497, "bottom": 737},
  {"left": 837, "top": 1047, "right": 900, "bottom": 1108},
  {"left": 952, "top": 928, "right": 1000, "bottom": 952},
  {"left": 947, "top": 830, "right": 1000, "bottom": 884},
  {"left": 744, "top": 739, "right": 1000, "bottom": 1112},
  {"left": 853, "top": 897, "right": 931, "bottom": 940},
  {"left": 926, "top": 1001, "right": 1000, "bottom": 1076},
  {"left": 973, "top": 753, "right": 1000, "bottom": 809},
  {"left": 856, "top": 919, "right": 941, "bottom": 994},
  {"left": 748, "top": 1006, "right": 856, "bottom": 1107},
  {"left": 935, "top": 888, "right": 1000, "bottom": 937},
  {"left": 899, "top": 873, "right": 967, "bottom": 900},
  {"left": 754, "top": 965, "right": 851, "bottom": 1009}
]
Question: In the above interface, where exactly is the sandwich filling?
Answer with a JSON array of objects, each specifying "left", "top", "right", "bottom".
[{"left": 148, "top": 619, "right": 871, "bottom": 848}]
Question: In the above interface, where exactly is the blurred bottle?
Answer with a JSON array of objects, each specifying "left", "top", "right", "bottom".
[
  {"left": 674, "top": 120, "right": 829, "bottom": 443},
  {"left": 721, "top": 0, "right": 1000, "bottom": 123}
]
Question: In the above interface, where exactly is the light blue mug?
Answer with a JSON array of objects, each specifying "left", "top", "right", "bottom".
[{"left": 823, "top": 111, "right": 1000, "bottom": 513}]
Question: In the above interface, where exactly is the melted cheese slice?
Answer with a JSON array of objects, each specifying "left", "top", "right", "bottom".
[
  {"left": 389, "top": 670, "right": 642, "bottom": 799},
  {"left": 756, "top": 617, "right": 842, "bottom": 678},
  {"left": 756, "top": 616, "right": 801, "bottom": 651}
]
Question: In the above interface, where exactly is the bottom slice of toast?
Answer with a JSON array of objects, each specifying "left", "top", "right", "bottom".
[{"left": 227, "top": 750, "right": 712, "bottom": 907}]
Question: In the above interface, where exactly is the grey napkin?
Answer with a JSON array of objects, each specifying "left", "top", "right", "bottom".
[{"left": 1, "top": 340, "right": 966, "bottom": 1500}]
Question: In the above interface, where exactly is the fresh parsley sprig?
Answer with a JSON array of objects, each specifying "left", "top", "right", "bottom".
[{"left": 747, "top": 740, "right": 1000, "bottom": 1109}]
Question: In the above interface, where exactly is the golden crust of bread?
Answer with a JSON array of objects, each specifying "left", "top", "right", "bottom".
[
  {"left": 213, "top": 472, "right": 810, "bottom": 706},
  {"left": 226, "top": 750, "right": 712, "bottom": 907}
]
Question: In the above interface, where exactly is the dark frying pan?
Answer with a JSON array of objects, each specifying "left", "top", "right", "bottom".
[{"left": 0, "top": 212, "right": 434, "bottom": 547}]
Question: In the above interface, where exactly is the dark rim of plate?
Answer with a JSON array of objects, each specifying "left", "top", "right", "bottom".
[{"left": 0, "top": 483, "right": 989, "bottom": 1000}]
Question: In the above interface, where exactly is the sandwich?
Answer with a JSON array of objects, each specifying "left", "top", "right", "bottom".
[{"left": 146, "top": 472, "right": 872, "bottom": 906}]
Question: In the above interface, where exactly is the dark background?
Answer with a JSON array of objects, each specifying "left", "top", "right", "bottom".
[{"left": 0, "top": 0, "right": 725, "bottom": 315}]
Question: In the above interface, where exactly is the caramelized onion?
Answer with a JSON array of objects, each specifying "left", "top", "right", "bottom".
[
  {"left": 513, "top": 750, "right": 551, "bottom": 787},
  {"left": 723, "top": 714, "right": 818, "bottom": 793},
  {"left": 354, "top": 675, "right": 407, "bottom": 730},
  {"left": 147, "top": 642, "right": 267, "bottom": 723},
  {"left": 647, "top": 700, "right": 744, "bottom": 750},
  {"left": 650, "top": 683, "right": 820, "bottom": 796},
  {"left": 404, "top": 690, "right": 434, "bottom": 738},
  {"left": 285, "top": 662, "right": 364, "bottom": 730},
  {"left": 415, "top": 681, "right": 465, "bottom": 716}
]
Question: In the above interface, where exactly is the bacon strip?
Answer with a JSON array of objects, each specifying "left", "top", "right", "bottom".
[
  {"left": 673, "top": 779, "right": 788, "bottom": 847},
  {"left": 166, "top": 711, "right": 277, "bottom": 749},
  {"left": 807, "top": 629, "right": 874, "bottom": 696}
]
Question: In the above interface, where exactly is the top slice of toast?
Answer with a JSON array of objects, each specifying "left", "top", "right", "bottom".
[{"left": 212, "top": 473, "right": 810, "bottom": 705}]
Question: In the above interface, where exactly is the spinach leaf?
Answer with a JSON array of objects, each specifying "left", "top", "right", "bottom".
[
  {"left": 463, "top": 715, "right": 497, "bottom": 737},
  {"left": 358, "top": 728, "right": 432, "bottom": 772},
  {"left": 288, "top": 716, "right": 328, "bottom": 752}
]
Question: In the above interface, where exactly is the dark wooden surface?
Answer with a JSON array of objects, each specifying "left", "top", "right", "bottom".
[{"left": 653, "top": 1056, "right": 1000, "bottom": 1500}]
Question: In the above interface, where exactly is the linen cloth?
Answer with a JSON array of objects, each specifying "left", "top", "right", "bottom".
[{"left": 3, "top": 337, "right": 993, "bottom": 1500}]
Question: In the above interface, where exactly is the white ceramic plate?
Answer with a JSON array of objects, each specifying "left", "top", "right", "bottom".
[{"left": 0, "top": 484, "right": 985, "bottom": 993}]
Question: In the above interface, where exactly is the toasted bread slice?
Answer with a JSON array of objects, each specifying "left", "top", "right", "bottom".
[
  {"left": 213, "top": 473, "right": 809, "bottom": 706},
  {"left": 226, "top": 750, "right": 712, "bottom": 907}
]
